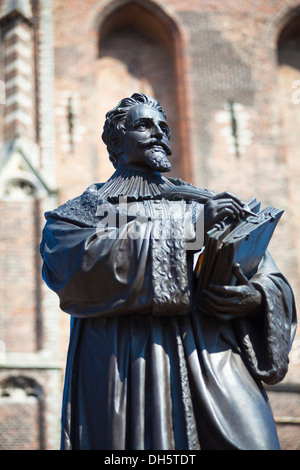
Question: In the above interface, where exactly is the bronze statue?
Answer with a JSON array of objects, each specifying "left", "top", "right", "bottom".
[{"left": 40, "top": 93, "right": 297, "bottom": 450}]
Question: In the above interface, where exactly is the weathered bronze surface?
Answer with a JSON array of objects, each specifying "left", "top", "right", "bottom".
[{"left": 40, "top": 93, "right": 297, "bottom": 450}]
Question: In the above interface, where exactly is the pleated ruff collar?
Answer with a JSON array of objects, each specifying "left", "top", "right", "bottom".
[{"left": 97, "top": 166, "right": 175, "bottom": 202}]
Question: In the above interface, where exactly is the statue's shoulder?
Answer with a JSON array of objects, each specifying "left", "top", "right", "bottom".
[
  {"left": 165, "top": 177, "right": 193, "bottom": 187},
  {"left": 163, "top": 177, "right": 215, "bottom": 202},
  {"left": 44, "top": 183, "right": 107, "bottom": 227}
]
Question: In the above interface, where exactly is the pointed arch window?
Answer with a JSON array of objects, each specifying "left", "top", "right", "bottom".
[
  {"left": 94, "top": 1, "right": 187, "bottom": 180},
  {"left": 277, "top": 14, "right": 300, "bottom": 70},
  {"left": 276, "top": 12, "right": 300, "bottom": 147}
]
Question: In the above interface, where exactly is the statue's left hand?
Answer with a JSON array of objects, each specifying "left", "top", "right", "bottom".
[{"left": 201, "top": 264, "right": 262, "bottom": 321}]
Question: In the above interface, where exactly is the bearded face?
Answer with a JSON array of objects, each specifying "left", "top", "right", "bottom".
[{"left": 118, "top": 104, "right": 172, "bottom": 173}]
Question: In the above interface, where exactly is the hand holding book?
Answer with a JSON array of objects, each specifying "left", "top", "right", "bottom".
[
  {"left": 200, "top": 263, "right": 262, "bottom": 321},
  {"left": 203, "top": 191, "right": 246, "bottom": 232},
  {"left": 196, "top": 196, "right": 284, "bottom": 319}
]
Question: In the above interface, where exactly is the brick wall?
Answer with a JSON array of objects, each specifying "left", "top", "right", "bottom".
[
  {"left": 0, "top": 199, "right": 38, "bottom": 352},
  {"left": 0, "top": 369, "right": 61, "bottom": 450},
  {"left": 0, "top": 400, "right": 41, "bottom": 450}
]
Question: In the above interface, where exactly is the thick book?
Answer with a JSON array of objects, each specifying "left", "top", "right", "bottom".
[{"left": 195, "top": 199, "right": 284, "bottom": 306}]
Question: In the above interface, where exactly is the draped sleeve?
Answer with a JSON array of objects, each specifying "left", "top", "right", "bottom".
[
  {"left": 234, "top": 251, "right": 297, "bottom": 385},
  {"left": 40, "top": 213, "right": 154, "bottom": 318}
]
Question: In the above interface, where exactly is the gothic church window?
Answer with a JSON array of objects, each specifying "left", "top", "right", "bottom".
[{"left": 95, "top": 1, "right": 184, "bottom": 180}]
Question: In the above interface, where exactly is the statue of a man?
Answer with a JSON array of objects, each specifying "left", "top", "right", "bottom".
[{"left": 40, "top": 93, "right": 297, "bottom": 450}]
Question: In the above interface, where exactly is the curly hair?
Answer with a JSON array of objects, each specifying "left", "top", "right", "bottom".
[{"left": 101, "top": 93, "right": 167, "bottom": 168}]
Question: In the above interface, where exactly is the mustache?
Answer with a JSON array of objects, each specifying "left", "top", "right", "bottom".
[{"left": 137, "top": 138, "right": 172, "bottom": 156}]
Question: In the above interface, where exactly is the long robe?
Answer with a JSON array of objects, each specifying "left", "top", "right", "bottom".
[{"left": 40, "top": 168, "right": 297, "bottom": 450}]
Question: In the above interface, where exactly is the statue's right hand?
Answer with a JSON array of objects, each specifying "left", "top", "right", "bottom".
[{"left": 204, "top": 191, "right": 245, "bottom": 232}]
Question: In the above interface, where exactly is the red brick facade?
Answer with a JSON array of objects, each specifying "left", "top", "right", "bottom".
[{"left": 0, "top": 0, "right": 299, "bottom": 450}]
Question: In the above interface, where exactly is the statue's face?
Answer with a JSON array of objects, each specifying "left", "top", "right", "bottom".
[{"left": 118, "top": 104, "right": 172, "bottom": 172}]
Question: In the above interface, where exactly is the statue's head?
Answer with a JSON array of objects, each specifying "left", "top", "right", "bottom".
[{"left": 102, "top": 93, "right": 172, "bottom": 173}]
